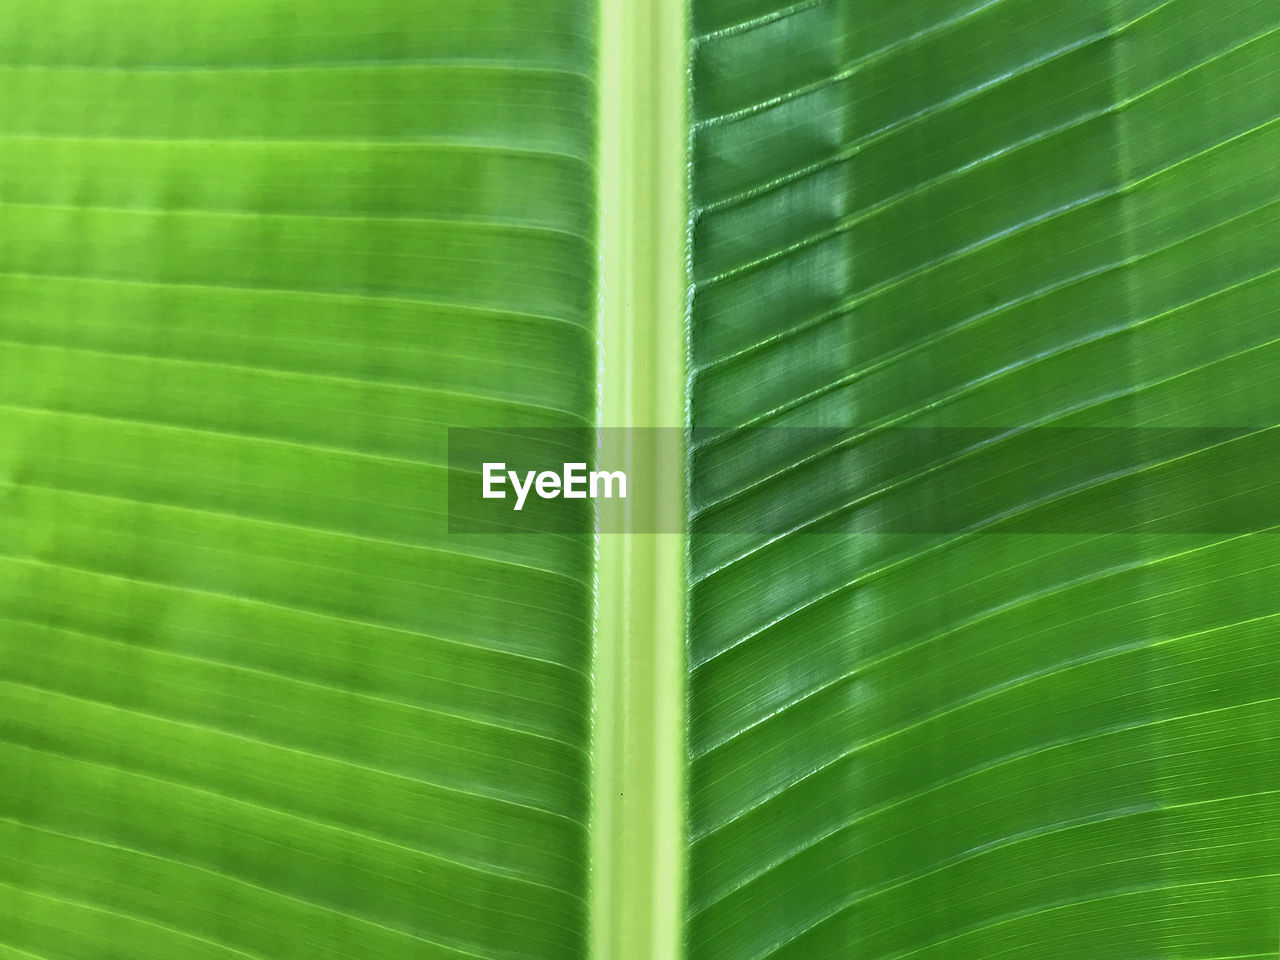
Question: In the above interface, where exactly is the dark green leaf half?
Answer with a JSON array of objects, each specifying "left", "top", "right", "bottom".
[{"left": 686, "top": 1, "right": 1280, "bottom": 958}]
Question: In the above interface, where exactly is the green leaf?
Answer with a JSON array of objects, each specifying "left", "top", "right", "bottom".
[
  {"left": 686, "top": 1, "right": 1280, "bottom": 959},
  {"left": 0, "top": 2, "right": 597, "bottom": 959},
  {"left": 4, "top": 1, "right": 1280, "bottom": 959}
]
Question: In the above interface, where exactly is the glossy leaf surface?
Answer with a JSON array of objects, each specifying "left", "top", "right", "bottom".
[{"left": 686, "top": 1, "right": 1280, "bottom": 958}]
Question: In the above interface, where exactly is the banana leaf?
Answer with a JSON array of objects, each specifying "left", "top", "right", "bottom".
[
  {"left": 0, "top": 2, "right": 597, "bottom": 958},
  {"left": 1, "top": 1, "right": 1278, "bottom": 959},
  {"left": 686, "top": 1, "right": 1280, "bottom": 958}
]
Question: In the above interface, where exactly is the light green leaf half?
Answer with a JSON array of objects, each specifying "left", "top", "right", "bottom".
[{"left": 0, "top": 2, "right": 597, "bottom": 959}]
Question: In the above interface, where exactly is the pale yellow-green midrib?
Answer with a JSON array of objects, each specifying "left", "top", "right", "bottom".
[{"left": 590, "top": 0, "right": 689, "bottom": 955}]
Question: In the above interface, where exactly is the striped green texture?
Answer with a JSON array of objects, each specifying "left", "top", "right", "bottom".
[
  {"left": 5, "top": 1, "right": 1280, "bottom": 959},
  {"left": 686, "top": 1, "right": 1280, "bottom": 959},
  {"left": 0, "top": 2, "right": 597, "bottom": 959}
]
